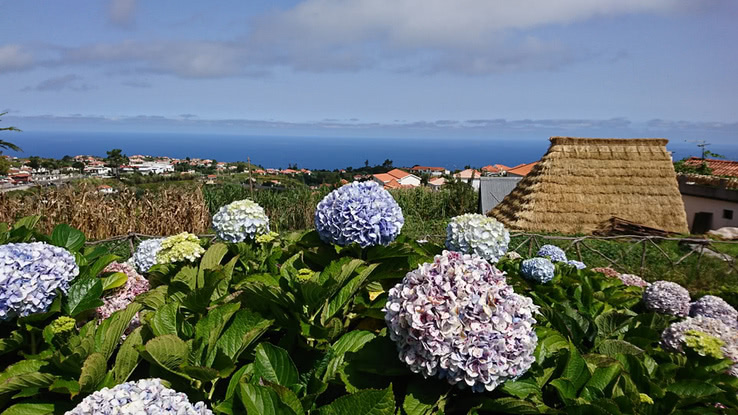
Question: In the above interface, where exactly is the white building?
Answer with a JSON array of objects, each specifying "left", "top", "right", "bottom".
[
  {"left": 679, "top": 175, "right": 738, "bottom": 233},
  {"left": 372, "top": 169, "right": 422, "bottom": 189},
  {"left": 453, "top": 169, "right": 482, "bottom": 190}
]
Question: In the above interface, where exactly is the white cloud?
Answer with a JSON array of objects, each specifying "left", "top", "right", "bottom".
[
  {"left": 109, "top": 0, "right": 137, "bottom": 27},
  {"left": 0, "top": 45, "right": 34, "bottom": 72}
]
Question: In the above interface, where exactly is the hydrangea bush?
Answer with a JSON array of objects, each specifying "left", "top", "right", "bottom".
[
  {"left": 536, "top": 244, "right": 567, "bottom": 262},
  {"left": 314, "top": 181, "right": 404, "bottom": 247},
  {"left": 97, "top": 262, "right": 150, "bottom": 330},
  {"left": 156, "top": 232, "right": 205, "bottom": 264},
  {"left": 643, "top": 281, "right": 691, "bottom": 317},
  {"left": 66, "top": 378, "right": 213, "bottom": 415},
  {"left": 565, "top": 260, "right": 587, "bottom": 270},
  {"left": 133, "top": 238, "right": 163, "bottom": 273},
  {"left": 690, "top": 295, "right": 738, "bottom": 328},
  {"left": 445, "top": 214, "right": 510, "bottom": 263},
  {"left": 661, "top": 316, "right": 738, "bottom": 376},
  {"left": 384, "top": 250, "right": 538, "bottom": 392},
  {"left": 521, "top": 257, "right": 555, "bottom": 284},
  {"left": 212, "top": 199, "right": 270, "bottom": 242},
  {"left": 0, "top": 242, "right": 79, "bottom": 321}
]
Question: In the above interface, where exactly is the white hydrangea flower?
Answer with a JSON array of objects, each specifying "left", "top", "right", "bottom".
[
  {"left": 445, "top": 214, "right": 510, "bottom": 263},
  {"left": 66, "top": 378, "right": 213, "bottom": 414},
  {"left": 133, "top": 239, "right": 163, "bottom": 273},
  {"left": 212, "top": 199, "right": 270, "bottom": 242},
  {"left": 384, "top": 250, "right": 538, "bottom": 392}
]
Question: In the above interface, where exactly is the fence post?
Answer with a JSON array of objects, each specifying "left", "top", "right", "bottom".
[
  {"left": 640, "top": 239, "right": 647, "bottom": 277},
  {"left": 128, "top": 233, "right": 135, "bottom": 258}
]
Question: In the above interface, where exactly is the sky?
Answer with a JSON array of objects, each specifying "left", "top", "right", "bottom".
[{"left": 0, "top": 0, "right": 737, "bottom": 147}]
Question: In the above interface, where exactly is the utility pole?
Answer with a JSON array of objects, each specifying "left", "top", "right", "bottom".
[{"left": 247, "top": 156, "right": 254, "bottom": 198}]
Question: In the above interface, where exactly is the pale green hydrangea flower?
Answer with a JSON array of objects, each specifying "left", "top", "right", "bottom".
[
  {"left": 255, "top": 231, "right": 279, "bottom": 244},
  {"left": 156, "top": 232, "right": 205, "bottom": 264},
  {"left": 684, "top": 329, "right": 725, "bottom": 359}
]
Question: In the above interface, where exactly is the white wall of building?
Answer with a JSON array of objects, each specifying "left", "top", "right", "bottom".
[{"left": 682, "top": 194, "right": 738, "bottom": 231}]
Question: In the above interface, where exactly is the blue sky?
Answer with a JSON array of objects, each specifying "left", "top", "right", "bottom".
[{"left": 0, "top": 0, "right": 737, "bottom": 146}]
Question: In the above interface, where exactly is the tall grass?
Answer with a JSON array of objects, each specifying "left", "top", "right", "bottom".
[{"left": 0, "top": 184, "right": 210, "bottom": 239}]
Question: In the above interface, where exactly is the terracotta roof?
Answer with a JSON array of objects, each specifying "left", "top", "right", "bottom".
[
  {"left": 373, "top": 173, "right": 394, "bottom": 183},
  {"left": 429, "top": 177, "right": 445, "bottom": 186},
  {"left": 386, "top": 168, "right": 411, "bottom": 179},
  {"left": 481, "top": 164, "right": 511, "bottom": 173},
  {"left": 454, "top": 169, "right": 482, "bottom": 179},
  {"left": 506, "top": 162, "right": 538, "bottom": 176},
  {"left": 683, "top": 157, "right": 738, "bottom": 177}
]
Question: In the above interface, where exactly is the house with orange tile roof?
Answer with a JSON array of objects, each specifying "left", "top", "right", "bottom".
[
  {"left": 506, "top": 162, "right": 538, "bottom": 177},
  {"left": 453, "top": 169, "right": 483, "bottom": 189},
  {"left": 428, "top": 177, "right": 445, "bottom": 190},
  {"left": 409, "top": 165, "right": 448, "bottom": 176},
  {"left": 481, "top": 164, "right": 511, "bottom": 175},
  {"left": 683, "top": 157, "right": 738, "bottom": 178},
  {"left": 372, "top": 168, "right": 421, "bottom": 188}
]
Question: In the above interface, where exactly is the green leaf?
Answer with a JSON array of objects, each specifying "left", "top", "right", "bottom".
[
  {"left": 142, "top": 335, "right": 189, "bottom": 374},
  {"left": 113, "top": 326, "right": 144, "bottom": 384},
  {"left": 402, "top": 378, "right": 449, "bottom": 415},
  {"left": 216, "top": 309, "right": 272, "bottom": 361},
  {"left": 262, "top": 380, "right": 305, "bottom": 415},
  {"left": 0, "top": 360, "right": 56, "bottom": 395},
  {"left": 64, "top": 277, "right": 103, "bottom": 316},
  {"left": 194, "top": 302, "right": 239, "bottom": 366},
  {"left": 199, "top": 243, "right": 229, "bottom": 273},
  {"left": 48, "top": 378, "right": 81, "bottom": 396},
  {"left": 584, "top": 364, "right": 621, "bottom": 393},
  {"left": 78, "top": 353, "right": 106, "bottom": 393},
  {"left": 238, "top": 383, "right": 298, "bottom": 415},
  {"left": 320, "top": 263, "right": 378, "bottom": 324},
  {"left": 101, "top": 272, "right": 128, "bottom": 291},
  {"left": 534, "top": 327, "right": 568, "bottom": 362},
  {"left": 51, "top": 224, "right": 86, "bottom": 252},
  {"left": 86, "top": 254, "right": 119, "bottom": 280},
  {"left": 501, "top": 379, "right": 541, "bottom": 400},
  {"left": 562, "top": 343, "right": 590, "bottom": 392},
  {"left": 324, "top": 331, "right": 376, "bottom": 382},
  {"left": 1, "top": 403, "right": 56, "bottom": 415},
  {"left": 253, "top": 343, "right": 299, "bottom": 387},
  {"left": 150, "top": 302, "right": 179, "bottom": 337},
  {"left": 95, "top": 303, "right": 142, "bottom": 360},
  {"left": 550, "top": 378, "right": 577, "bottom": 402},
  {"left": 477, "top": 397, "right": 542, "bottom": 414},
  {"left": 594, "top": 311, "right": 633, "bottom": 339},
  {"left": 12, "top": 215, "right": 41, "bottom": 231},
  {"left": 666, "top": 380, "right": 723, "bottom": 398},
  {"left": 0, "top": 331, "right": 24, "bottom": 356},
  {"left": 317, "top": 385, "right": 395, "bottom": 415},
  {"left": 597, "top": 340, "right": 643, "bottom": 357}
]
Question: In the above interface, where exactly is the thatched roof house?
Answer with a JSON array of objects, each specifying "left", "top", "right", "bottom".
[{"left": 489, "top": 137, "right": 689, "bottom": 234}]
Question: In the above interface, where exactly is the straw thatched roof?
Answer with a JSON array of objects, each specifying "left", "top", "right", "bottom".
[{"left": 488, "top": 137, "right": 689, "bottom": 235}]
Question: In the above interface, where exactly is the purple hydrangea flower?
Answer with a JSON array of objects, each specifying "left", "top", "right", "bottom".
[
  {"left": 97, "top": 262, "right": 150, "bottom": 332},
  {"left": 521, "top": 257, "right": 555, "bottom": 284},
  {"left": 133, "top": 238, "right": 163, "bottom": 273},
  {"left": 536, "top": 245, "right": 567, "bottom": 262},
  {"left": 661, "top": 316, "right": 738, "bottom": 376},
  {"left": 66, "top": 378, "right": 213, "bottom": 414},
  {"left": 643, "top": 281, "right": 690, "bottom": 317},
  {"left": 315, "top": 181, "right": 404, "bottom": 247},
  {"left": 690, "top": 295, "right": 738, "bottom": 328},
  {"left": 445, "top": 214, "right": 510, "bottom": 263},
  {"left": 0, "top": 242, "right": 79, "bottom": 321},
  {"left": 384, "top": 250, "right": 539, "bottom": 392}
]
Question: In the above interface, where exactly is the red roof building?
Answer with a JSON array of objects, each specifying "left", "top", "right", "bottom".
[
  {"left": 506, "top": 162, "right": 538, "bottom": 177},
  {"left": 481, "top": 164, "right": 511, "bottom": 174},
  {"left": 683, "top": 157, "right": 738, "bottom": 177}
]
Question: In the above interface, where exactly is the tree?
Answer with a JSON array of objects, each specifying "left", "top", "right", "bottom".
[
  {"left": 364, "top": 159, "right": 369, "bottom": 168},
  {"left": 72, "top": 161, "right": 85, "bottom": 174},
  {"left": 382, "top": 159, "right": 393, "bottom": 169},
  {"left": 27, "top": 156, "right": 41, "bottom": 170},
  {"left": 0, "top": 157, "right": 9, "bottom": 175},
  {"left": 0, "top": 112, "right": 22, "bottom": 152},
  {"left": 105, "top": 148, "right": 129, "bottom": 178}
]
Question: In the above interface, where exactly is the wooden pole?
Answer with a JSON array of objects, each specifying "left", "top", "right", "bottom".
[{"left": 248, "top": 156, "right": 254, "bottom": 198}]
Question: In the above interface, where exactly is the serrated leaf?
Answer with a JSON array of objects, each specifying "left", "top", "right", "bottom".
[
  {"left": 477, "top": 397, "right": 542, "bottom": 414},
  {"left": 324, "top": 331, "right": 375, "bottom": 382},
  {"left": 563, "top": 343, "right": 590, "bottom": 392},
  {"left": 0, "top": 331, "right": 24, "bottom": 356},
  {"left": 502, "top": 379, "right": 541, "bottom": 400},
  {"left": 402, "top": 378, "right": 449, "bottom": 415},
  {"left": 143, "top": 335, "right": 189, "bottom": 374},
  {"left": 320, "top": 263, "right": 378, "bottom": 325},
  {"left": 101, "top": 272, "right": 128, "bottom": 291},
  {"left": 194, "top": 302, "right": 239, "bottom": 366},
  {"left": 253, "top": 343, "right": 299, "bottom": 387},
  {"left": 597, "top": 340, "right": 643, "bottom": 357},
  {"left": 150, "top": 302, "right": 178, "bottom": 337},
  {"left": 51, "top": 224, "right": 85, "bottom": 252},
  {"left": 48, "top": 378, "right": 81, "bottom": 397},
  {"left": 238, "top": 383, "right": 298, "bottom": 415},
  {"left": 584, "top": 364, "right": 621, "bottom": 393},
  {"left": 0, "top": 360, "right": 56, "bottom": 395},
  {"left": 666, "top": 380, "right": 722, "bottom": 398},
  {"left": 79, "top": 353, "right": 106, "bottom": 393},
  {"left": 65, "top": 277, "right": 103, "bottom": 316},
  {"left": 113, "top": 326, "right": 144, "bottom": 384},
  {"left": 216, "top": 309, "right": 272, "bottom": 361},
  {"left": 86, "top": 254, "right": 119, "bottom": 280},
  {"left": 262, "top": 380, "right": 305, "bottom": 415},
  {"left": 550, "top": 378, "right": 577, "bottom": 402},
  {"left": 317, "top": 385, "right": 395, "bottom": 415},
  {"left": 1, "top": 403, "right": 56, "bottom": 415},
  {"left": 95, "top": 303, "right": 142, "bottom": 360}
]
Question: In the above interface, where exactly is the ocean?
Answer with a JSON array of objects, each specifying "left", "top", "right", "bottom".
[{"left": 3, "top": 131, "right": 737, "bottom": 170}]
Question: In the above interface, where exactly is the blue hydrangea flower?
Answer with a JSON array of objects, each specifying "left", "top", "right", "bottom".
[
  {"left": 643, "top": 281, "right": 691, "bottom": 317},
  {"left": 0, "top": 242, "right": 79, "bottom": 321},
  {"left": 315, "top": 181, "right": 404, "bottom": 247},
  {"left": 445, "top": 214, "right": 510, "bottom": 263},
  {"left": 521, "top": 257, "right": 555, "bottom": 284},
  {"left": 536, "top": 244, "right": 567, "bottom": 262},
  {"left": 384, "top": 250, "right": 539, "bottom": 392},
  {"left": 133, "top": 238, "right": 163, "bottom": 273},
  {"left": 66, "top": 378, "right": 213, "bottom": 414},
  {"left": 212, "top": 199, "right": 270, "bottom": 242},
  {"left": 565, "top": 260, "right": 587, "bottom": 270}
]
